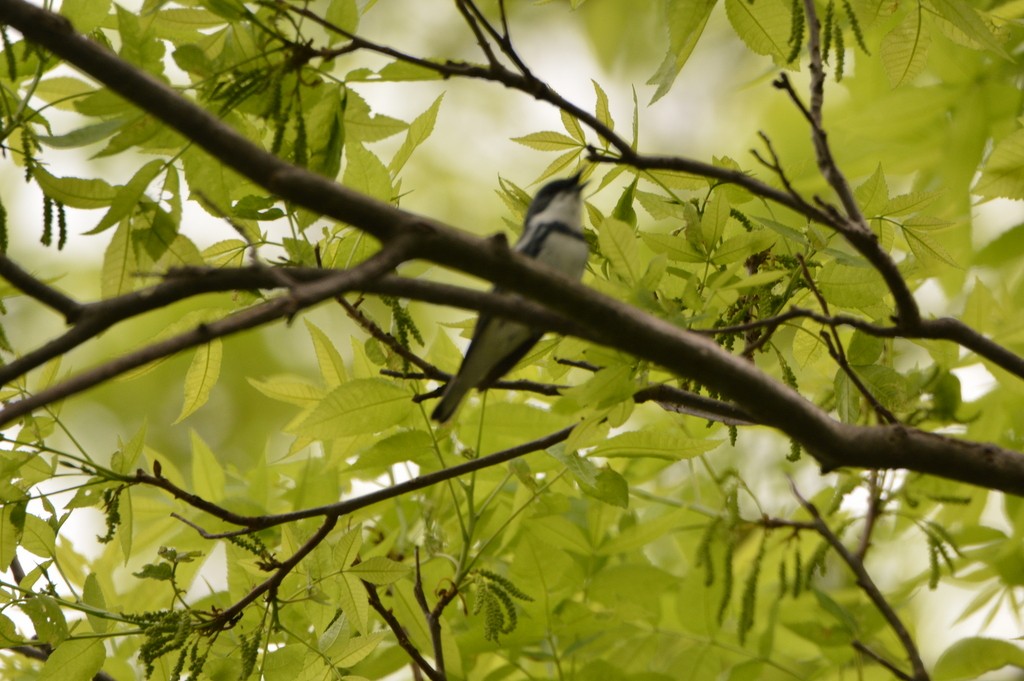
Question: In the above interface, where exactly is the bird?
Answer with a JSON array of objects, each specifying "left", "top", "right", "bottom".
[{"left": 431, "top": 172, "right": 589, "bottom": 422}]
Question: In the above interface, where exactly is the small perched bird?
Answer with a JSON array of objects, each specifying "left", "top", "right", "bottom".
[{"left": 431, "top": 172, "right": 589, "bottom": 422}]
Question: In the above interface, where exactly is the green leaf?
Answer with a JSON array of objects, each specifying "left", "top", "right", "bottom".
[
  {"left": 883, "top": 190, "right": 944, "bottom": 217},
  {"left": 101, "top": 221, "right": 136, "bottom": 298},
  {"left": 701, "top": 189, "right": 729, "bottom": 249},
  {"left": 175, "top": 339, "right": 223, "bottom": 423},
  {"left": 111, "top": 422, "right": 146, "bottom": 475},
  {"left": 641, "top": 232, "right": 705, "bottom": 263},
  {"left": 33, "top": 167, "right": 116, "bottom": 209},
  {"left": 561, "top": 110, "right": 586, "bottom": 143},
  {"left": 975, "top": 224, "right": 1024, "bottom": 267},
  {"left": 599, "top": 217, "right": 641, "bottom": 284},
  {"left": 344, "top": 143, "right": 393, "bottom": 202},
  {"left": 38, "top": 119, "right": 127, "bottom": 149},
  {"left": 133, "top": 562, "right": 173, "bottom": 580},
  {"left": 390, "top": 94, "right": 444, "bottom": 174},
  {"left": 533, "top": 148, "right": 583, "bottom": 184},
  {"left": 817, "top": 263, "right": 886, "bottom": 308},
  {"left": 299, "top": 378, "right": 412, "bottom": 438},
  {"left": 372, "top": 60, "right": 444, "bottom": 81},
  {"left": 0, "top": 502, "right": 24, "bottom": 569},
  {"left": 343, "top": 90, "right": 407, "bottom": 143},
  {"left": 903, "top": 225, "right": 959, "bottom": 269},
  {"left": 880, "top": 6, "right": 930, "bottom": 88},
  {"left": 38, "top": 639, "right": 106, "bottom": 681},
  {"left": 592, "top": 80, "right": 614, "bottom": 137},
  {"left": 854, "top": 164, "right": 889, "bottom": 217},
  {"left": 511, "top": 130, "right": 583, "bottom": 152},
  {"left": 975, "top": 128, "right": 1024, "bottom": 200},
  {"left": 583, "top": 467, "right": 629, "bottom": 508},
  {"left": 22, "top": 595, "right": 68, "bottom": 646},
  {"left": 305, "top": 320, "right": 348, "bottom": 387},
  {"left": 712, "top": 231, "right": 775, "bottom": 264},
  {"left": 725, "top": 0, "right": 793, "bottom": 63},
  {"left": 333, "top": 631, "right": 388, "bottom": 667},
  {"left": 934, "top": 637, "right": 1024, "bottom": 680},
  {"left": 325, "top": 0, "right": 359, "bottom": 38},
  {"left": 82, "top": 574, "right": 108, "bottom": 634},
  {"left": 646, "top": 0, "right": 716, "bottom": 103},
  {"left": 60, "top": 0, "right": 111, "bottom": 33},
  {"left": 318, "top": 612, "right": 351, "bottom": 657},
  {"left": 929, "top": 0, "right": 1009, "bottom": 59},
  {"left": 190, "top": 429, "right": 226, "bottom": 502},
  {"left": 590, "top": 430, "right": 717, "bottom": 460},
  {"left": 348, "top": 556, "right": 410, "bottom": 585},
  {"left": 0, "top": 613, "right": 24, "bottom": 646},
  {"left": 248, "top": 375, "right": 323, "bottom": 408},
  {"left": 89, "top": 159, "right": 165, "bottom": 234},
  {"left": 21, "top": 514, "right": 56, "bottom": 558}
]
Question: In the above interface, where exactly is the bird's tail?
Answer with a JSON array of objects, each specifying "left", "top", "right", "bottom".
[{"left": 431, "top": 376, "right": 472, "bottom": 422}]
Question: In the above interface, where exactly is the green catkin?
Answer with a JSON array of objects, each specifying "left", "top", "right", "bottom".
[
  {"left": 822, "top": 0, "right": 835, "bottom": 61},
  {"left": 294, "top": 107, "right": 308, "bottom": 167},
  {"left": 786, "top": 0, "right": 805, "bottom": 64},
  {"left": 0, "top": 197, "right": 8, "bottom": 253},
  {"left": 57, "top": 202, "right": 67, "bottom": 250},
  {"left": 835, "top": 27, "right": 846, "bottom": 81},
  {"left": 717, "top": 538, "right": 735, "bottom": 625},
  {"left": 787, "top": 438, "right": 802, "bottom": 462},
  {"left": 41, "top": 195, "right": 52, "bottom": 247},
  {"left": 738, "top": 533, "right": 767, "bottom": 643},
  {"left": 842, "top": 0, "right": 869, "bottom": 53},
  {"left": 1, "top": 27, "right": 16, "bottom": 81}
]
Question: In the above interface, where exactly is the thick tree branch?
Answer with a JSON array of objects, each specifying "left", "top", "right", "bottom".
[{"left": 0, "top": 256, "right": 82, "bottom": 321}]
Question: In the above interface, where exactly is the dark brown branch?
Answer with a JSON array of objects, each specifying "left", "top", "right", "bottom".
[
  {"left": 632, "top": 384, "right": 756, "bottom": 426},
  {"left": 791, "top": 481, "right": 928, "bottom": 681},
  {"left": 0, "top": 255, "right": 82, "bottom": 321},
  {"left": 147, "top": 425, "right": 575, "bottom": 533},
  {"left": 0, "top": 243, "right": 414, "bottom": 427},
  {"left": 798, "top": 256, "right": 897, "bottom": 425},
  {"left": 202, "top": 515, "right": 338, "bottom": 630},
  {"left": 853, "top": 640, "right": 914, "bottom": 681},
  {"left": 365, "top": 581, "right": 443, "bottom": 681},
  {"left": 413, "top": 549, "right": 446, "bottom": 677}
]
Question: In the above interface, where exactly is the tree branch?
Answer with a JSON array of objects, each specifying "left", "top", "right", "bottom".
[
  {"left": 0, "top": 256, "right": 82, "bottom": 321},
  {"left": 202, "top": 515, "right": 338, "bottom": 630},
  {"left": 791, "top": 480, "right": 928, "bottom": 681},
  {"left": 0, "top": 242, "right": 414, "bottom": 428},
  {"left": 365, "top": 581, "right": 443, "bottom": 681},
  {"left": 145, "top": 426, "right": 575, "bottom": 533}
]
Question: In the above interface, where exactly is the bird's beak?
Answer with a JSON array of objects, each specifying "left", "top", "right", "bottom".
[{"left": 571, "top": 170, "right": 588, "bottom": 190}]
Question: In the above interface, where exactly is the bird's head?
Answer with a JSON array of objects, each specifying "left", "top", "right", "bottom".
[{"left": 524, "top": 171, "right": 587, "bottom": 230}]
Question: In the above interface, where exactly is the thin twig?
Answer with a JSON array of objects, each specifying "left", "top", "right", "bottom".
[
  {"left": 853, "top": 640, "right": 914, "bottom": 681},
  {"left": 156, "top": 426, "right": 575, "bottom": 532},
  {"left": 791, "top": 480, "right": 929, "bottom": 681},
  {"left": 202, "top": 515, "right": 338, "bottom": 630},
  {"left": 797, "top": 255, "right": 897, "bottom": 425},
  {"left": 412, "top": 549, "right": 446, "bottom": 677},
  {"left": 855, "top": 472, "right": 884, "bottom": 561},
  {"left": 365, "top": 581, "right": 443, "bottom": 681}
]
